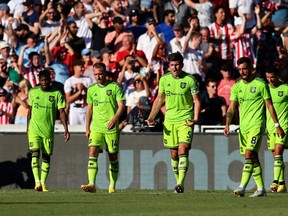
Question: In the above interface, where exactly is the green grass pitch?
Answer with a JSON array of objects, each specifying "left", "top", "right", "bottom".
[{"left": 1, "top": 189, "right": 288, "bottom": 216}]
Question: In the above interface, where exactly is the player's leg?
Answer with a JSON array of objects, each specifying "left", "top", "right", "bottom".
[
  {"left": 28, "top": 132, "right": 42, "bottom": 191},
  {"left": 40, "top": 138, "right": 54, "bottom": 192},
  {"left": 174, "top": 124, "right": 193, "bottom": 193},
  {"left": 234, "top": 131, "right": 252, "bottom": 197},
  {"left": 81, "top": 132, "right": 102, "bottom": 193},
  {"left": 106, "top": 132, "right": 120, "bottom": 193},
  {"left": 163, "top": 122, "right": 180, "bottom": 191},
  {"left": 267, "top": 132, "right": 278, "bottom": 192}
]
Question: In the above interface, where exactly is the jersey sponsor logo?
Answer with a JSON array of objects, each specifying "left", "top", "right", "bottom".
[
  {"left": 106, "top": 90, "right": 112, "bottom": 96},
  {"left": 278, "top": 91, "right": 283, "bottom": 97},
  {"left": 180, "top": 82, "right": 186, "bottom": 89},
  {"left": 49, "top": 96, "right": 55, "bottom": 102},
  {"left": 250, "top": 87, "right": 256, "bottom": 93}
]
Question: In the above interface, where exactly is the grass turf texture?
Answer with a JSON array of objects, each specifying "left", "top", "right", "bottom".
[{"left": 1, "top": 190, "right": 288, "bottom": 216}]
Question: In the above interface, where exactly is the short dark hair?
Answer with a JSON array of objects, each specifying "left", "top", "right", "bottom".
[
  {"left": 28, "top": 52, "right": 39, "bottom": 60},
  {"left": 72, "top": 60, "right": 85, "bottom": 67},
  {"left": 214, "top": 5, "right": 224, "bottom": 15},
  {"left": 38, "top": 70, "right": 51, "bottom": 78},
  {"left": 168, "top": 52, "right": 183, "bottom": 63},
  {"left": 93, "top": 62, "right": 106, "bottom": 72},
  {"left": 237, "top": 57, "right": 252, "bottom": 67},
  {"left": 265, "top": 65, "right": 278, "bottom": 74},
  {"left": 205, "top": 78, "right": 217, "bottom": 87},
  {"left": 164, "top": 9, "right": 175, "bottom": 17}
]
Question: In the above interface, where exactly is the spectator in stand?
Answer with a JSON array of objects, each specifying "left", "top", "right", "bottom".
[
  {"left": 64, "top": 60, "right": 93, "bottom": 125},
  {"left": 81, "top": 48, "right": 93, "bottom": 72},
  {"left": 84, "top": 50, "right": 102, "bottom": 83},
  {"left": 65, "top": 21, "right": 86, "bottom": 60},
  {"left": 126, "top": 9, "right": 146, "bottom": 41},
  {"left": 230, "top": 5, "right": 261, "bottom": 68},
  {"left": 85, "top": 10, "right": 109, "bottom": 51},
  {"left": 17, "top": 33, "right": 44, "bottom": 67},
  {"left": 229, "top": 0, "right": 259, "bottom": 30},
  {"left": 137, "top": 17, "right": 165, "bottom": 63},
  {"left": 164, "top": 0, "right": 195, "bottom": 24},
  {"left": 150, "top": 42, "right": 169, "bottom": 83},
  {"left": 8, "top": 23, "right": 30, "bottom": 54},
  {"left": 0, "top": 57, "right": 8, "bottom": 88},
  {"left": 20, "top": 0, "right": 40, "bottom": 35},
  {"left": 200, "top": 26, "right": 219, "bottom": 79},
  {"left": 0, "top": 41, "right": 11, "bottom": 65},
  {"left": 104, "top": 16, "right": 133, "bottom": 72},
  {"left": 12, "top": 79, "right": 31, "bottom": 125},
  {"left": 0, "top": 87, "right": 14, "bottom": 124},
  {"left": 67, "top": 1, "right": 92, "bottom": 49},
  {"left": 209, "top": 5, "right": 234, "bottom": 67},
  {"left": 117, "top": 55, "right": 140, "bottom": 98},
  {"left": 169, "top": 23, "right": 185, "bottom": 54},
  {"left": 19, "top": 50, "right": 43, "bottom": 88},
  {"left": 116, "top": 34, "right": 148, "bottom": 70},
  {"left": 184, "top": 0, "right": 213, "bottom": 28},
  {"left": 8, "top": 0, "right": 24, "bottom": 18},
  {"left": 126, "top": 74, "right": 150, "bottom": 114},
  {"left": 182, "top": 22, "right": 208, "bottom": 82},
  {"left": 8, "top": 54, "right": 21, "bottom": 86},
  {"left": 0, "top": 3, "right": 11, "bottom": 29},
  {"left": 0, "top": 24, "right": 9, "bottom": 43},
  {"left": 199, "top": 78, "right": 227, "bottom": 125},
  {"left": 217, "top": 64, "right": 235, "bottom": 107},
  {"left": 39, "top": 1, "right": 60, "bottom": 37},
  {"left": 156, "top": 9, "right": 176, "bottom": 44}
]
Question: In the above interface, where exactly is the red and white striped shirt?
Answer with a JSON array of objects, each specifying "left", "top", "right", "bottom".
[
  {"left": 0, "top": 101, "right": 13, "bottom": 124},
  {"left": 23, "top": 66, "right": 43, "bottom": 87},
  {"left": 209, "top": 22, "right": 234, "bottom": 60},
  {"left": 230, "top": 32, "right": 256, "bottom": 68}
]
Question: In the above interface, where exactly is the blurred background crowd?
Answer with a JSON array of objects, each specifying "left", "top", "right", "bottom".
[{"left": 0, "top": 0, "right": 287, "bottom": 131}]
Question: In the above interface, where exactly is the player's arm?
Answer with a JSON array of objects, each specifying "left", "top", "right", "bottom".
[
  {"left": 148, "top": 91, "right": 165, "bottom": 125},
  {"left": 108, "top": 100, "right": 125, "bottom": 130},
  {"left": 186, "top": 93, "right": 201, "bottom": 126},
  {"left": 265, "top": 98, "right": 285, "bottom": 138},
  {"left": 224, "top": 100, "right": 237, "bottom": 137},
  {"left": 59, "top": 108, "right": 70, "bottom": 142},
  {"left": 86, "top": 104, "right": 93, "bottom": 138}
]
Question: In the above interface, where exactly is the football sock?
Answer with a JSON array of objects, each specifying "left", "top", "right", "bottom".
[
  {"left": 109, "top": 160, "right": 119, "bottom": 188},
  {"left": 239, "top": 159, "right": 253, "bottom": 188},
  {"left": 273, "top": 155, "right": 283, "bottom": 182},
  {"left": 171, "top": 158, "right": 179, "bottom": 183},
  {"left": 279, "top": 162, "right": 285, "bottom": 183},
  {"left": 178, "top": 155, "right": 188, "bottom": 186},
  {"left": 31, "top": 152, "right": 40, "bottom": 182},
  {"left": 40, "top": 160, "right": 50, "bottom": 184},
  {"left": 88, "top": 157, "right": 98, "bottom": 185},
  {"left": 252, "top": 162, "right": 265, "bottom": 190}
]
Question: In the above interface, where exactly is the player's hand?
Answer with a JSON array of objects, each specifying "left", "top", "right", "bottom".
[
  {"left": 223, "top": 125, "right": 229, "bottom": 137},
  {"left": 147, "top": 119, "right": 156, "bottom": 127},
  {"left": 64, "top": 130, "right": 70, "bottom": 142},
  {"left": 86, "top": 130, "right": 90, "bottom": 138},
  {"left": 276, "top": 126, "right": 285, "bottom": 139},
  {"left": 184, "top": 119, "right": 197, "bottom": 127},
  {"left": 107, "top": 119, "right": 116, "bottom": 130}
]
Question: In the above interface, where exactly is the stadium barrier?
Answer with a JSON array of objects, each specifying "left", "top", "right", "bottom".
[{"left": 0, "top": 125, "right": 286, "bottom": 190}]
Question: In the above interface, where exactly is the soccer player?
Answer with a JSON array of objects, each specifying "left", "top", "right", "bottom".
[
  {"left": 265, "top": 66, "right": 288, "bottom": 193},
  {"left": 81, "top": 62, "right": 125, "bottom": 193},
  {"left": 27, "top": 70, "right": 70, "bottom": 192},
  {"left": 224, "top": 57, "right": 285, "bottom": 197},
  {"left": 147, "top": 52, "right": 201, "bottom": 193}
]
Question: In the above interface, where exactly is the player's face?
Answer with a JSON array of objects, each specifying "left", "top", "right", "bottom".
[
  {"left": 39, "top": 76, "right": 51, "bottom": 91},
  {"left": 94, "top": 67, "right": 106, "bottom": 85},
  {"left": 237, "top": 62, "right": 251, "bottom": 81},
  {"left": 169, "top": 60, "right": 183, "bottom": 78},
  {"left": 265, "top": 72, "right": 277, "bottom": 87}
]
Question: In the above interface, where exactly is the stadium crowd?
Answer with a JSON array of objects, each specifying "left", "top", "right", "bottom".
[{"left": 0, "top": 0, "right": 287, "bottom": 128}]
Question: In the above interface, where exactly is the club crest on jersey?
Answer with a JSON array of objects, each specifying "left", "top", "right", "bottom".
[
  {"left": 106, "top": 90, "right": 112, "bottom": 96},
  {"left": 180, "top": 82, "right": 186, "bottom": 89},
  {"left": 278, "top": 91, "right": 283, "bottom": 97},
  {"left": 250, "top": 87, "right": 256, "bottom": 93},
  {"left": 49, "top": 96, "right": 55, "bottom": 102}
]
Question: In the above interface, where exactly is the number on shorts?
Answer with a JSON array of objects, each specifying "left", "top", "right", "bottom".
[
  {"left": 111, "top": 140, "right": 117, "bottom": 148},
  {"left": 187, "top": 131, "right": 192, "bottom": 139}
]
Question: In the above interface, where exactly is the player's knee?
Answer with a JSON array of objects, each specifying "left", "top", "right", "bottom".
[
  {"left": 42, "top": 154, "right": 51, "bottom": 163},
  {"left": 31, "top": 151, "right": 40, "bottom": 158},
  {"left": 109, "top": 153, "right": 118, "bottom": 161}
]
